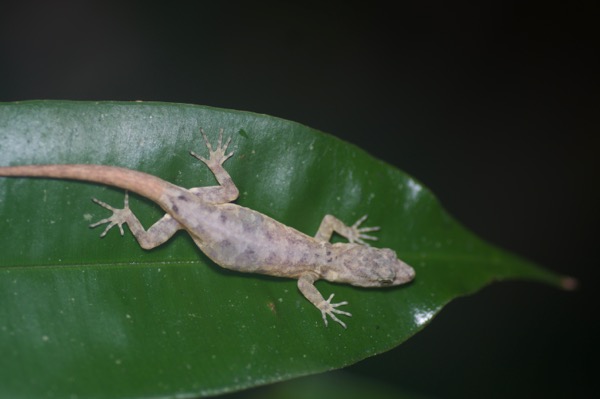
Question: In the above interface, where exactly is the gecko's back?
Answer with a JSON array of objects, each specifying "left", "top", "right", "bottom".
[{"left": 173, "top": 199, "right": 328, "bottom": 278}]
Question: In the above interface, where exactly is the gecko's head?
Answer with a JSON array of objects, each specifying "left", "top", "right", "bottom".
[{"left": 326, "top": 244, "right": 415, "bottom": 287}]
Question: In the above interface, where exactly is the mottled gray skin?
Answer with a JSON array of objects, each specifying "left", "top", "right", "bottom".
[{"left": 0, "top": 129, "right": 415, "bottom": 328}]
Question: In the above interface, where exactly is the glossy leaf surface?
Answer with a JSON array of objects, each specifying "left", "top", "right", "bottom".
[{"left": 0, "top": 101, "right": 565, "bottom": 398}]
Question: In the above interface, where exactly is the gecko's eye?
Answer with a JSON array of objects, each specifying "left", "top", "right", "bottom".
[{"left": 380, "top": 279, "right": 394, "bottom": 286}]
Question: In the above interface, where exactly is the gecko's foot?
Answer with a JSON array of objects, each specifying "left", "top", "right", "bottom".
[
  {"left": 190, "top": 128, "right": 234, "bottom": 168},
  {"left": 348, "top": 214, "right": 380, "bottom": 245},
  {"left": 318, "top": 294, "right": 352, "bottom": 329},
  {"left": 89, "top": 192, "right": 133, "bottom": 237}
]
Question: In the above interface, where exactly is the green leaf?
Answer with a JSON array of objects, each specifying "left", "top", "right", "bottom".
[{"left": 0, "top": 101, "right": 570, "bottom": 398}]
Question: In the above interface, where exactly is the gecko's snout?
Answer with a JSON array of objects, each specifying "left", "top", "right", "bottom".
[{"left": 392, "top": 257, "right": 415, "bottom": 285}]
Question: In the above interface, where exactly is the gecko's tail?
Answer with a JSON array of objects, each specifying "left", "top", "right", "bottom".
[{"left": 0, "top": 164, "right": 175, "bottom": 204}]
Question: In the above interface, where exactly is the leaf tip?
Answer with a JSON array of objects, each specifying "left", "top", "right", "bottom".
[{"left": 560, "top": 276, "right": 578, "bottom": 291}]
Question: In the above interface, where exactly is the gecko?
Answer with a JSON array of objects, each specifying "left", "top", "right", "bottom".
[{"left": 0, "top": 129, "right": 415, "bottom": 328}]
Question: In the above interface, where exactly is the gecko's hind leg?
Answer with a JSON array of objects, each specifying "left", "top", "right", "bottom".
[
  {"left": 189, "top": 128, "right": 239, "bottom": 204},
  {"left": 90, "top": 192, "right": 182, "bottom": 250}
]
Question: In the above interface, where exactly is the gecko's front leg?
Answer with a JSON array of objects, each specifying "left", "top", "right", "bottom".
[
  {"left": 298, "top": 273, "right": 352, "bottom": 328},
  {"left": 90, "top": 192, "right": 182, "bottom": 249}
]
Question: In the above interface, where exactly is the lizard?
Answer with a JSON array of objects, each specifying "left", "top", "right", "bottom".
[{"left": 0, "top": 128, "right": 415, "bottom": 328}]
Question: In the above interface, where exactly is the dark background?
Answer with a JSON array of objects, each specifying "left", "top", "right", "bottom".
[{"left": 1, "top": 1, "right": 597, "bottom": 397}]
